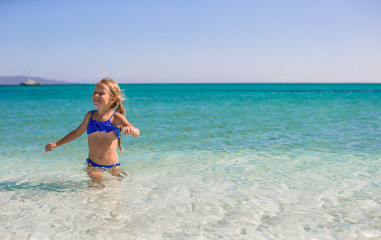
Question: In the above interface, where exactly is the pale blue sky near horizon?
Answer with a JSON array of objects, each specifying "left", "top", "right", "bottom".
[{"left": 0, "top": 0, "right": 380, "bottom": 83}]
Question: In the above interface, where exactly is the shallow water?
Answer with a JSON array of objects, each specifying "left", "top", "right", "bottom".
[{"left": 0, "top": 84, "right": 380, "bottom": 239}]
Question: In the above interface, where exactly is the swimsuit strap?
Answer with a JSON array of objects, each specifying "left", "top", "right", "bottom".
[
  {"left": 108, "top": 111, "right": 118, "bottom": 121},
  {"left": 90, "top": 110, "right": 115, "bottom": 121}
]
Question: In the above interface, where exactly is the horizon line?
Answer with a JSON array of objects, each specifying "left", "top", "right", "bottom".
[{"left": 2, "top": 82, "right": 381, "bottom": 86}]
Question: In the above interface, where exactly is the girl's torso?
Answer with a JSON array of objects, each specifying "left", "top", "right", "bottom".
[{"left": 87, "top": 110, "right": 120, "bottom": 165}]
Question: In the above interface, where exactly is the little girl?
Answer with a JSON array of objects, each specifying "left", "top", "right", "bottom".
[{"left": 45, "top": 78, "right": 140, "bottom": 183}]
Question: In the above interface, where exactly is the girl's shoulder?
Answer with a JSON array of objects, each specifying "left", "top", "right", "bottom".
[
  {"left": 112, "top": 112, "right": 128, "bottom": 125},
  {"left": 113, "top": 112, "right": 127, "bottom": 120},
  {"left": 86, "top": 110, "right": 94, "bottom": 117},
  {"left": 83, "top": 110, "right": 94, "bottom": 121}
]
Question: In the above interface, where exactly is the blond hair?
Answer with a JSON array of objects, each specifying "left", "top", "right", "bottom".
[{"left": 97, "top": 78, "right": 126, "bottom": 151}]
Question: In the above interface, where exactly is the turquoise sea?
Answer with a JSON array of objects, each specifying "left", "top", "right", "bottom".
[{"left": 0, "top": 83, "right": 380, "bottom": 239}]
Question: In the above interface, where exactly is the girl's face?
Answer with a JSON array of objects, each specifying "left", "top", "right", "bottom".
[{"left": 92, "top": 83, "right": 115, "bottom": 108}]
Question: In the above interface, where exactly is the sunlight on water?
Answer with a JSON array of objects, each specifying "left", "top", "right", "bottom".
[{"left": 0, "top": 84, "right": 380, "bottom": 239}]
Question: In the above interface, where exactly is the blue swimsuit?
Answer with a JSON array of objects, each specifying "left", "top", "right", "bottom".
[
  {"left": 87, "top": 110, "right": 121, "bottom": 138},
  {"left": 86, "top": 110, "right": 121, "bottom": 169},
  {"left": 85, "top": 159, "right": 120, "bottom": 169}
]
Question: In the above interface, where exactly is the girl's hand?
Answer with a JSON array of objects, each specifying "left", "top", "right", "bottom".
[
  {"left": 121, "top": 126, "right": 138, "bottom": 137},
  {"left": 45, "top": 142, "right": 57, "bottom": 152}
]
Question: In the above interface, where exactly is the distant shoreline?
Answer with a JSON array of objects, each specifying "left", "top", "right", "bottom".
[
  {"left": 1, "top": 82, "right": 381, "bottom": 86},
  {"left": 0, "top": 76, "right": 73, "bottom": 85},
  {"left": 1, "top": 75, "right": 380, "bottom": 86}
]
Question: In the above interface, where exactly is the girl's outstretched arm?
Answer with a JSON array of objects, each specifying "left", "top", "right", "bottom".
[
  {"left": 45, "top": 111, "right": 91, "bottom": 152},
  {"left": 113, "top": 113, "right": 140, "bottom": 137}
]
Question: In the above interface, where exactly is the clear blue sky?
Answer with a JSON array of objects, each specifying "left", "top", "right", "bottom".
[{"left": 0, "top": 0, "right": 380, "bottom": 83}]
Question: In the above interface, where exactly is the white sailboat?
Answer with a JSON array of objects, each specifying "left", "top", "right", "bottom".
[
  {"left": 20, "top": 77, "right": 41, "bottom": 85},
  {"left": 20, "top": 61, "right": 41, "bottom": 85}
]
